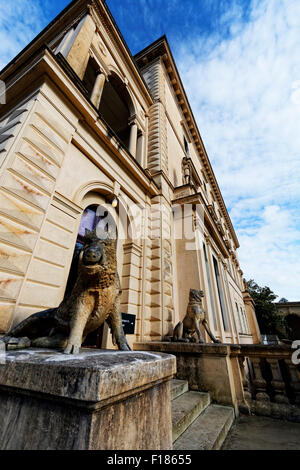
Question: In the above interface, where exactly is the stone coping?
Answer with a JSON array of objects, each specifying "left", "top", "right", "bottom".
[
  {"left": 134, "top": 342, "right": 293, "bottom": 361},
  {"left": 134, "top": 341, "right": 241, "bottom": 357},
  {"left": 0, "top": 348, "right": 176, "bottom": 404},
  {"left": 239, "top": 343, "right": 292, "bottom": 358}
]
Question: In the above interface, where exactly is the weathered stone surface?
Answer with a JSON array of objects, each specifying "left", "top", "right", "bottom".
[
  {"left": 172, "top": 391, "right": 210, "bottom": 442},
  {"left": 134, "top": 342, "right": 244, "bottom": 412},
  {"left": 171, "top": 379, "right": 188, "bottom": 400},
  {"left": 0, "top": 348, "right": 176, "bottom": 450},
  {"left": 174, "top": 404, "right": 235, "bottom": 450},
  {"left": 222, "top": 414, "right": 300, "bottom": 450}
]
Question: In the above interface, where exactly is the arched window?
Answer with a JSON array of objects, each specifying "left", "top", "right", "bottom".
[
  {"left": 64, "top": 204, "right": 118, "bottom": 349},
  {"left": 99, "top": 73, "right": 135, "bottom": 148},
  {"left": 65, "top": 205, "right": 117, "bottom": 298}
]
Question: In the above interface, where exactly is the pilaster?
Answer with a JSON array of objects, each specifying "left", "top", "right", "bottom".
[{"left": 65, "top": 14, "right": 97, "bottom": 79}]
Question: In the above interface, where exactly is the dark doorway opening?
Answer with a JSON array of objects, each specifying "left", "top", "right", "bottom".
[
  {"left": 65, "top": 204, "right": 116, "bottom": 349},
  {"left": 99, "top": 73, "right": 133, "bottom": 148}
]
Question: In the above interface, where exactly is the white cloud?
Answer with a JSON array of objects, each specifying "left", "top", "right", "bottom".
[
  {"left": 0, "top": 0, "right": 50, "bottom": 70},
  {"left": 176, "top": 0, "right": 300, "bottom": 300}
]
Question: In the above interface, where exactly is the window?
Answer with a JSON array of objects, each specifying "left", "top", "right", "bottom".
[
  {"left": 64, "top": 205, "right": 115, "bottom": 300},
  {"left": 222, "top": 264, "right": 237, "bottom": 336},
  {"left": 235, "top": 302, "right": 243, "bottom": 333},
  {"left": 241, "top": 307, "right": 250, "bottom": 334},
  {"left": 203, "top": 243, "right": 218, "bottom": 330},
  {"left": 184, "top": 135, "right": 190, "bottom": 157},
  {"left": 227, "top": 259, "right": 232, "bottom": 276},
  {"left": 213, "top": 256, "right": 229, "bottom": 331}
]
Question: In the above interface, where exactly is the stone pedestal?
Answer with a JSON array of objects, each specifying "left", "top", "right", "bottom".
[
  {"left": 0, "top": 348, "right": 176, "bottom": 450},
  {"left": 135, "top": 342, "right": 245, "bottom": 415}
]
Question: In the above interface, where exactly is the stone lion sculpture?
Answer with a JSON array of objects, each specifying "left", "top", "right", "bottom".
[
  {"left": 173, "top": 289, "right": 220, "bottom": 344},
  {"left": 0, "top": 228, "right": 130, "bottom": 354}
]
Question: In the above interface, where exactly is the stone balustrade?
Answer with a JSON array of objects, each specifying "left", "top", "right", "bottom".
[
  {"left": 238, "top": 344, "right": 300, "bottom": 422},
  {"left": 134, "top": 341, "right": 300, "bottom": 423}
]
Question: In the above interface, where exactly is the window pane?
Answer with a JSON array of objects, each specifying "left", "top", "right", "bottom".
[
  {"left": 203, "top": 243, "right": 218, "bottom": 330},
  {"left": 213, "top": 256, "right": 229, "bottom": 331}
]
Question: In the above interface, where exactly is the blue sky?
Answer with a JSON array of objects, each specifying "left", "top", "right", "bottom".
[{"left": 0, "top": 0, "right": 299, "bottom": 300}]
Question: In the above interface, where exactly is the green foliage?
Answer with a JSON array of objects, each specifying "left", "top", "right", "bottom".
[{"left": 246, "top": 280, "right": 288, "bottom": 338}]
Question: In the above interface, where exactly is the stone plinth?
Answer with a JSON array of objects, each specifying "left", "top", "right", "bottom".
[
  {"left": 134, "top": 342, "right": 245, "bottom": 415},
  {"left": 0, "top": 348, "right": 176, "bottom": 450}
]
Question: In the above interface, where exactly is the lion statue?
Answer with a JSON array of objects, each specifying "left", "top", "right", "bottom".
[
  {"left": 173, "top": 289, "right": 220, "bottom": 344},
  {"left": 0, "top": 228, "right": 130, "bottom": 354}
]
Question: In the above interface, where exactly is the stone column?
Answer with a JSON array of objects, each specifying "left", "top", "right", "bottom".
[
  {"left": 90, "top": 72, "right": 106, "bottom": 109},
  {"left": 136, "top": 132, "right": 145, "bottom": 166},
  {"left": 65, "top": 14, "right": 96, "bottom": 79},
  {"left": 55, "top": 28, "right": 75, "bottom": 56},
  {"left": 129, "top": 121, "right": 138, "bottom": 158}
]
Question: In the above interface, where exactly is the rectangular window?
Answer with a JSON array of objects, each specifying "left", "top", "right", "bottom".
[
  {"left": 222, "top": 265, "right": 237, "bottom": 336},
  {"left": 203, "top": 243, "right": 218, "bottom": 330},
  {"left": 227, "top": 259, "right": 232, "bottom": 276},
  {"left": 241, "top": 307, "right": 250, "bottom": 334},
  {"left": 245, "top": 309, "right": 250, "bottom": 334},
  {"left": 213, "top": 256, "right": 229, "bottom": 331},
  {"left": 184, "top": 135, "right": 190, "bottom": 157},
  {"left": 236, "top": 302, "right": 243, "bottom": 333}
]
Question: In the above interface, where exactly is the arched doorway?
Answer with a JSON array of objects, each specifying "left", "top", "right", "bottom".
[
  {"left": 285, "top": 314, "right": 300, "bottom": 341},
  {"left": 99, "top": 72, "right": 135, "bottom": 147},
  {"left": 64, "top": 203, "right": 118, "bottom": 349}
]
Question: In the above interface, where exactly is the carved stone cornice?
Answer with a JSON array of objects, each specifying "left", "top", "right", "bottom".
[
  {"left": 204, "top": 234, "right": 211, "bottom": 247},
  {"left": 207, "top": 204, "right": 218, "bottom": 222},
  {"left": 223, "top": 261, "right": 229, "bottom": 271},
  {"left": 88, "top": 1, "right": 152, "bottom": 105},
  {"left": 216, "top": 221, "right": 225, "bottom": 237},
  {"left": 224, "top": 238, "right": 232, "bottom": 251}
]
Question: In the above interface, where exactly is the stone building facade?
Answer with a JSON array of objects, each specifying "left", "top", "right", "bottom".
[
  {"left": 275, "top": 301, "right": 300, "bottom": 340},
  {"left": 0, "top": 0, "right": 260, "bottom": 348}
]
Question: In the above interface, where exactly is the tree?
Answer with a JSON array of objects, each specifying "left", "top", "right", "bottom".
[{"left": 246, "top": 280, "right": 287, "bottom": 338}]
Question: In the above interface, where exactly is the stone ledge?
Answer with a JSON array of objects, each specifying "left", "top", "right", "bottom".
[
  {"left": 0, "top": 348, "right": 176, "bottom": 450},
  {"left": 134, "top": 341, "right": 241, "bottom": 357},
  {"left": 0, "top": 348, "right": 176, "bottom": 404}
]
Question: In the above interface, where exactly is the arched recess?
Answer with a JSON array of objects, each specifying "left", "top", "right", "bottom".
[
  {"left": 285, "top": 314, "right": 300, "bottom": 340},
  {"left": 99, "top": 71, "right": 136, "bottom": 147},
  {"left": 64, "top": 188, "right": 141, "bottom": 348}
]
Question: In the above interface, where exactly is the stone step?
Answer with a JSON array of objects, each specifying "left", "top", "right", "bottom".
[
  {"left": 171, "top": 379, "right": 189, "bottom": 401},
  {"left": 172, "top": 391, "right": 211, "bottom": 442},
  {"left": 173, "top": 404, "right": 235, "bottom": 450}
]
